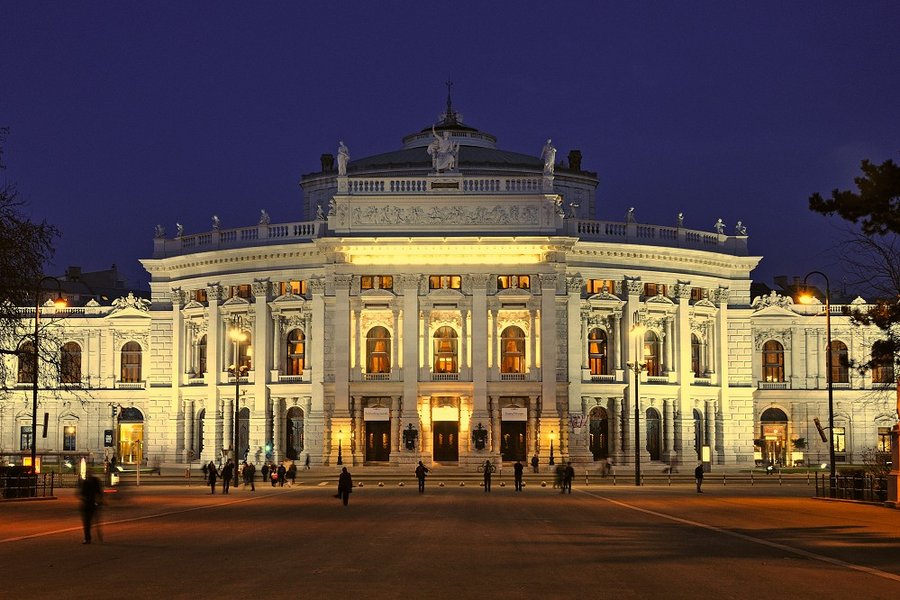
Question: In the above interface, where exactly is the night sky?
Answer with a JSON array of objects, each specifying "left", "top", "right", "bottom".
[{"left": 3, "top": 3, "right": 898, "bottom": 293}]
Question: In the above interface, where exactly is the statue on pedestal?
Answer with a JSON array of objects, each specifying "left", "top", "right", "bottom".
[
  {"left": 541, "top": 139, "right": 557, "bottom": 176},
  {"left": 427, "top": 126, "right": 459, "bottom": 172},
  {"left": 337, "top": 141, "right": 350, "bottom": 176}
]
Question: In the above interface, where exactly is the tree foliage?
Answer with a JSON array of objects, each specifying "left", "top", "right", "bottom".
[{"left": 809, "top": 158, "right": 900, "bottom": 236}]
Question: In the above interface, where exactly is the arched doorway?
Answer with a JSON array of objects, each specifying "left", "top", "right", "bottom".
[
  {"left": 760, "top": 407, "right": 788, "bottom": 467},
  {"left": 589, "top": 407, "right": 609, "bottom": 460},
  {"left": 646, "top": 407, "right": 662, "bottom": 461},
  {"left": 285, "top": 407, "right": 304, "bottom": 460},
  {"left": 118, "top": 407, "right": 144, "bottom": 464},
  {"left": 238, "top": 407, "right": 250, "bottom": 461}
]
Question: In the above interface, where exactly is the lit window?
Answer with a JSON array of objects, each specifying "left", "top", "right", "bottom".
[
  {"left": 586, "top": 279, "right": 616, "bottom": 295},
  {"left": 691, "top": 287, "right": 704, "bottom": 301},
  {"left": 366, "top": 327, "right": 391, "bottom": 373},
  {"left": 121, "top": 342, "right": 142, "bottom": 383},
  {"left": 644, "top": 283, "right": 667, "bottom": 297},
  {"left": 498, "top": 275, "right": 530, "bottom": 290},
  {"left": 833, "top": 426, "right": 846, "bottom": 453},
  {"left": 63, "top": 425, "right": 77, "bottom": 451},
  {"left": 286, "top": 329, "right": 305, "bottom": 375},
  {"left": 361, "top": 275, "right": 393, "bottom": 290},
  {"left": 762, "top": 340, "right": 784, "bottom": 382},
  {"left": 194, "top": 289, "right": 208, "bottom": 303},
  {"left": 280, "top": 280, "right": 307, "bottom": 296},
  {"left": 588, "top": 329, "right": 607, "bottom": 375},
  {"left": 878, "top": 427, "right": 891, "bottom": 453},
  {"left": 429, "top": 275, "right": 461, "bottom": 290},
  {"left": 500, "top": 326, "right": 526, "bottom": 373},
  {"left": 433, "top": 326, "right": 459, "bottom": 373},
  {"left": 644, "top": 331, "right": 661, "bottom": 376}
]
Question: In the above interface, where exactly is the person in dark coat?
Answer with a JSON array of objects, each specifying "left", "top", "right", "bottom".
[
  {"left": 415, "top": 461, "right": 429, "bottom": 493},
  {"left": 207, "top": 461, "right": 219, "bottom": 494},
  {"left": 564, "top": 462, "right": 575, "bottom": 494},
  {"left": 277, "top": 463, "right": 287, "bottom": 487},
  {"left": 78, "top": 474, "right": 103, "bottom": 544},
  {"left": 513, "top": 460, "right": 524, "bottom": 492},
  {"left": 483, "top": 460, "right": 493, "bottom": 492},
  {"left": 243, "top": 462, "right": 256, "bottom": 491},
  {"left": 530, "top": 454, "right": 539, "bottom": 473},
  {"left": 336, "top": 467, "right": 353, "bottom": 506},
  {"left": 695, "top": 463, "right": 704, "bottom": 493},
  {"left": 287, "top": 462, "right": 297, "bottom": 486},
  {"left": 261, "top": 462, "right": 269, "bottom": 483},
  {"left": 221, "top": 460, "right": 234, "bottom": 494}
]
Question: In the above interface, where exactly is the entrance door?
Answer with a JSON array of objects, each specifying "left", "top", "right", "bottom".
[
  {"left": 589, "top": 408, "right": 609, "bottom": 460},
  {"left": 500, "top": 421, "right": 526, "bottom": 461},
  {"left": 365, "top": 421, "right": 391, "bottom": 462},
  {"left": 646, "top": 408, "right": 661, "bottom": 461},
  {"left": 432, "top": 422, "right": 459, "bottom": 462}
]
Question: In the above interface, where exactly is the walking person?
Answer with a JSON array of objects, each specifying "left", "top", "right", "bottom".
[
  {"left": 221, "top": 460, "right": 234, "bottom": 494},
  {"left": 554, "top": 464, "right": 564, "bottom": 489},
  {"left": 531, "top": 454, "right": 539, "bottom": 473},
  {"left": 336, "top": 467, "right": 353, "bottom": 506},
  {"left": 287, "top": 462, "right": 297, "bottom": 486},
  {"left": 482, "top": 459, "right": 493, "bottom": 492},
  {"left": 77, "top": 473, "right": 103, "bottom": 544},
  {"left": 564, "top": 462, "right": 575, "bottom": 494},
  {"left": 261, "top": 462, "right": 269, "bottom": 483},
  {"left": 513, "top": 460, "right": 524, "bottom": 492},
  {"left": 695, "top": 463, "right": 704, "bottom": 493},
  {"left": 243, "top": 461, "right": 256, "bottom": 491},
  {"left": 277, "top": 463, "right": 287, "bottom": 487},
  {"left": 415, "top": 461, "right": 429, "bottom": 493},
  {"left": 304, "top": 454, "right": 311, "bottom": 470},
  {"left": 207, "top": 461, "right": 218, "bottom": 494}
]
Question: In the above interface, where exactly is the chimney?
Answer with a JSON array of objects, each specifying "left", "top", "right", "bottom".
[
  {"left": 567, "top": 150, "right": 582, "bottom": 172},
  {"left": 66, "top": 266, "right": 82, "bottom": 281},
  {"left": 320, "top": 153, "right": 335, "bottom": 172}
]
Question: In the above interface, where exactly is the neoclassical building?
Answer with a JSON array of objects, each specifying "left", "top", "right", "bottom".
[{"left": 2, "top": 106, "right": 896, "bottom": 470}]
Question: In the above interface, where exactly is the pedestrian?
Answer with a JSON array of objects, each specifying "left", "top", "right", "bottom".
[
  {"left": 244, "top": 461, "right": 256, "bottom": 491},
  {"left": 221, "top": 460, "right": 234, "bottom": 494},
  {"left": 531, "top": 454, "right": 539, "bottom": 473},
  {"left": 415, "top": 460, "right": 429, "bottom": 493},
  {"left": 564, "top": 462, "right": 575, "bottom": 494},
  {"left": 270, "top": 464, "right": 279, "bottom": 487},
  {"left": 513, "top": 460, "right": 524, "bottom": 492},
  {"left": 207, "top": 461, "right": 218, "bottom": 494},
  {"left": 554, "top": 464, "right": 564, "bottom": 489},
  {"left": 277, "top": 463, "right": 287, "bottom": 487},
  {"left": 287, "top": 462, "right": 297, "bottom": 486},
  {"left": 304, "top": 454, "right": 311, "bottom": 470},
  {"left": 261, "top": 462, "right": 269, "bottom": 483},
  {"left": 77, "top": 473, "right": 103, "bottom": 544},
  {"left": 336, "top": 467, "right": 353, "bottom": 506},
  {"left": 483, "top": 459, "right": 492, "bottom": 492},
  {"left": 695, "top": 463, "right": 704, "bottom": 493},
  {"left": 601, "top": 457, "right": 612, "bottom": 478}
]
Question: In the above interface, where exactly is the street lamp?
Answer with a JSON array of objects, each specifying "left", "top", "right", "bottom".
[
  {"left": 30, "top": 276, "right": 66, "bottom": 476},
  {"left": 337, "top": 429, "right": 343, "bottom": 465},
  {"left": 549, "top": 430, "right": 555, "bottom": 465},
  {"left": 801, "top": 271, "right": 836, "bottom": 492},
  {"left": 229, "top": 327, "right": 248, "bottom": 488},
  {"left": 627, "top": 314, "right": 647, "bottom": 487}
]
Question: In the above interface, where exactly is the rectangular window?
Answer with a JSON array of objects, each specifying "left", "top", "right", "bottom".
[
  {"left": 691, "top": 287, "right": 704, "bottom": 301},
  {"left": 878, "top": 427, "right": 891, "bottom": 453},
  {"left": 497, "top": 275, "right": 531, "bottom": 290},
  {"left": 644, "top": 283, "right": 667, "bottom": 297},
  {"left": 63, "top": 426, "right": 77, "bottom": 452},
  {"left": 429, "top": 275, "right": 462, "bottom": 290},
  {"left": 194, "top": 289, "right": 208, "bottom": 303},
  {"left": 20, "top": 425, "right": 33, "bottom": 451},
  {"left": 586, "top": 279, "right": 616, "bottom": 295},
  {"left": 833, "top": 426, "right": 846, "bottom": 453},
  {"left": 236, "top": 284, "right": 252, "bottom": 299},
  {"left": 361, "top": 275, "right": 393, "bottom": 290},
  {"left": 280, "top": 280, "right": 307, "bottom": 296}
]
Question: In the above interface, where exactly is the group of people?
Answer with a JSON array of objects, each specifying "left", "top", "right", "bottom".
[
  {"left": 202, "top": 459, "right": 298, "bottom": 494},
  {"left": 553, "top": 462, "right": 576, "bottom": 493}
]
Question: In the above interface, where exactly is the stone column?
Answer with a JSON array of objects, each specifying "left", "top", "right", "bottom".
[
  {"left": 272, "top": 397, "right": 283, "bottom": 463},
  {"left": 353, "top": 399, "right": 364, "bottom": 465},
  {"left": 674, "top": 282, "right": 692, "bottom": 464},
  {"left": 391, "top": 395, "right": 401, "bottom": 455},
  {"left": 470, "top": 274, "right": 490, "bottom": 420},
  {"left": 539, "top": 273, "right": 559, "bottom": 423},
  {"left": 333, "top": 275, "right": 352, "bottom": 422},
  {"left": 272, "top": 315, "right": 282, "bottom": 376},
  {"left": 461, "top": 308, "right": 469, "bottom": 371},
  {"left": 490, "top": 396, "right": 501, "bottom": 455},
  {"left": 224, "top": 399, "right": 233, "bottom": 456},
  {"left": 183, "top": 399, "right": 194, "bottom": 460},
  {"left": 705, "top": 400, "right": 718, "bottom": 465},
  {"left": 664, "top": 398, "right": 675, "bottom": 464},
  {"left": 527, "top": 395, "right": 538, "bottom": 457},
  {"left": 252, "top": 280, "right": 271, "bottom": 458}
]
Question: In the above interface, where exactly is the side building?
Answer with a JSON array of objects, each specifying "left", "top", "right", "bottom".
[{"left": 1, "top": 110, "right": 895, "bottom": 471}]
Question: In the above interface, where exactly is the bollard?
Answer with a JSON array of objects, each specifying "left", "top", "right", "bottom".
[
  {"left": 779, "top": 471, "right": 782, "bottom": 486},
  {"left": 667, "top": 472, "right": 671, "bottom": 486},
  {"left": 723, "top": 473, "right": 726, "bottom": 486},
  {"left": 750, "top": 470, "right": 754, "bottom": 486},
  {"left": 613, "top": 472, "right": 617, "bottom": 486}
]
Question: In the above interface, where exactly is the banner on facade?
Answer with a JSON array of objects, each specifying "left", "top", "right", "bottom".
[
  {"left": 501, "top": 407, "right": 527, "bottom": 421},
  {"left": 364, "top": 407, "right": 390, "bottom": 421}
]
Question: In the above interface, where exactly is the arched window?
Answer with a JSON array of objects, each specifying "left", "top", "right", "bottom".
[
  {"left": 433, "top": 326, "right": 458, "bottom": 373},
  {"left": 121, "top": 342, "right": 142, "bottom": 383},
  {"left": 830, "top": 340, "right": 849, "bottom": 384},
  {"left": 366, "top": 326, "right": 391, "bottom": 373},
  {"left": 588, "top": 329, "right": 608, "bottom": 375},
  {"left": 691, "top": 334, "right": 702, "bottom": 377},
  {"left": 643, "top": 331, "right": 661, "bottom": 377},
  {"left": 285, "top": 406, "right": 304, "bottom": 459},
  {"left": 197, "top": 335, "right": 207, "bottom": 376},
  {"left": 762, "top": 340, "right": 784, "bottom": 382},
  {"left": 60, "top": 342, "right": 82, "bottom": 384},
  {"left": 500, "top": 326, "right": 526, "bottom": 374},
  {"left": 646, "top": 407, "right": 661, "bottom": 461},
  {"left": 286, "top": 329, "right": 306, "bottom": 375},
  {"left": 17, "top": 341, "right": 35, "bottom": 384},
  {"left": 871, "top": 341, "right": 895, "bottom": 384}
]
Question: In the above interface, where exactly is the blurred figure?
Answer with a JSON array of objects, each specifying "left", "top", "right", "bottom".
[
  {"left": 513, "top": 460, "right": 524, "bottom": 492},
  {"left": 415, "top": 461, "right": 429, "bottom": 493},
  {"left": 78, "top": 473, "right": 103, "bottom": 544},
  {"left": 207, "top": 461, "right": 219, "bottom": 494},
  {"left": 221, "top": 460, "right": 234, "bottom": 494},
  {"left": 243, "top": 461, "right": 256, "bottom": 491},
  {"left": 336, "top": 467, "right": 353, "bottom": 506}
]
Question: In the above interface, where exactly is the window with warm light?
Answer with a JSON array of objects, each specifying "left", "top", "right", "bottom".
[
  {"left": 17, "top": 341, "right": 35, "bottom": 384},
  {"left": 691, "top": 287, "right": 705, "bottom": 301},
  {"left": 366, "top": 326, "right": 391, "bottom": 373},
  {"left": 194, "top": 289, "right": 208, "bottom": 303},
  {"left": 497, "top": 275, "right": 530, "bottom": 290},
  {"left": 586, "top": 279, "right": 616, "bottom": 295},
  {"left": 588, "top": 328, "right": 607, "bottom": 375},
  {"left": 286, "top": 329, "right": 305, "bottom": 375},
  {"left": 762, "top": 340, "right": 784, "bottom": 382},
  {"left": 433, "top": 326, "right": 458, "bottom": 373},
  {"left": 691, "top": 334, "right": 703, "bottom": 377},
  {"left": 644, "top": 283, "right": 667, "bottom": 297},
  {"left": 643, "top": 331, "right": 661, "bottom": 376},
  {"left": 60, "top": 341, "right": 82, "bottom": 384},
  {"left": 361, "top": 275, "right": 393, "bottom": 291},
  {"left": 280, "top": 280, "right": 307, "bottom": 296},
  {"left": 833, "top": 426, "right": 846, "bottom": 453},
  {"left": 830, "top": 340, "right": 849, "bottom": 384},
  {"left": 429, "top": 275, "right": 462, "bottom": 290},
  {"left": 500, "top": 326, "right": 526, "bottom": 373},
  {"left": 63, "top": 425, "right": 77, "bottom": 451},
  {"left": 232, "top": 332, "right": 252, "bottom": 373},
  {"left": 871, "top": 341, "right": 894, "bottom": 384},
  {"left": 197, "top": 335, "right": 208, "bottom": 376},
  {"left": 121, "top": 341, "right": 142, "bottom": 383}
]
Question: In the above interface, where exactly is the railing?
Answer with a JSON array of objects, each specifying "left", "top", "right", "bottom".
[
  {"left": 692, "top": 377, "right": 712, "bottom": 386},
  {"left": 154, "top": 220, "right": 324, "bottom": 258},
  {"left": 276, "top": 375, "right": 305, "bottom": 384},
  {"left": 758, "top": 381, "right": 790, "bottom": 390},
  {"left": 364, "top": 373, "right": 391, "bottom": 381},
  {"left": 432, "top": 373, "right": 459, "bottom": 381},
  {"left": 566, "top": 219, "right": 749, "bottom": 256},
  {"left": 589, "top": 374, "right": 616, "bottom": 383},
  {"left": 345, "top": 175, "right": 544, "bottom": 195},
  {"left": 0, "top": 471, "right": 56, "bottom": 500},
  {"left": 815, "top": 472, "right": 887, "bottom": 503},
  {"left": 500, "top": 373, "right": 526, "bottom": 381},
  {"left": 646, "top": 376, "right": 669, "bottom": 384},
  {"left": 115, "top": 380, "right": 146, "bottom": 390}
]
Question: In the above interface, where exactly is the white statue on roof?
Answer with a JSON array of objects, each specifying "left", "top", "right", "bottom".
[
  {"left": 428, "top": 126, "right": 459, "bottom": 172},
  {"left": 337, "top": 141, "right": 349, "bottom": 176},
  {"left": 541, "top": 139, "right": 557, "bottom": 176}
]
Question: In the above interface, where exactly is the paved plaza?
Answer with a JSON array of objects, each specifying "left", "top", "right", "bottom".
[{"left": 2, "top": 476, "right": 899, "bottom": 599}]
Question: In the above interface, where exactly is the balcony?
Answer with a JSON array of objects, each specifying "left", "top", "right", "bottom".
[
  {"left": 500, "top": 373, "right": 527, "bottom": 382},
  {"left": 432, "top": 372, "right": 459, "bottom": 382},
  {"left": 588, "top": 374, "right": 616, "bottom": 383},
  {"left": 758, "top": 381, "right": 790, "bottom": 390},
  {"left": 115, "top": 380, "right": 146, "bottom": 390},
  {"left": 364, "top": 372, "right": 392, "bottom": 382}
]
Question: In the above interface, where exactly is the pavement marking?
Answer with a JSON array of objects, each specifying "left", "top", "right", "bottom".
[
  {"left": 0, "top": 490, "right": 299, "bottom": 545},
  {"left": 579, "top": 489, "right": 900, "bottom": 584}
]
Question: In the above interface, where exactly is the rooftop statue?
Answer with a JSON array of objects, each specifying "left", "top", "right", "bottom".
[
  {"left": 154, "top": 224, "right": 165, "bottom": 239},
  {"left": 714, "top": 218, "right": 725, "bottom": 234},
  {"left": 735, "top": 220, "right": 747, "bottom": 235},
  {"left": 259, "top": 209, "right": 270, "bottom": 225},
  {"left": 175, "top": 223, "right": 184, "bottom": 238},
  {"left": 337, "top": 141, "right": 349, "bottom": 176},
  {"left": 212, "top": 215, "right": 221, "bottom": 231},
  {"left": 427, "top": 126, "right": 459, "bottom": 172},
  {"left": 541, "top": 139, "right": 557, "bottom": 176}
]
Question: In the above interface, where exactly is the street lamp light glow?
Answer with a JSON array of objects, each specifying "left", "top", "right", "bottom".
[
  {"left": 628, "top": 313, "right": 647, "bottom": 487},
  {"left": 30, "top": 276, "right": 65, "bottom": 480},
  {"left": 229, "top": 324, "right": 249, "bottom": 487},
  {"left": 803, "top": 271, "right": 836, "bottom": 495}
]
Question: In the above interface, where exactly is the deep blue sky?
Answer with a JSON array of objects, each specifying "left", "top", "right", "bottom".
[{"left": 3, "top": 3, "right": 898, "bottom": 292}]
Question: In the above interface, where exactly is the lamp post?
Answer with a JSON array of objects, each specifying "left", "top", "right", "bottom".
[
  {"left": 30, "top": 276, "right": 65, "bottom": 476},
  {"left": 802, "top": 271, "right": 836, "bottom": 491},
  {"left": 228, "top": 327, "right": 248, "bottom": 488},
  {"left": 549, "top": 430, "right": 555, "bottom": 465},
  {"left": 337, "top": 429, "right": 343, "bottom": 465},
  {"left": 628, "top": 313, "right": 647, "bottom": 487}
]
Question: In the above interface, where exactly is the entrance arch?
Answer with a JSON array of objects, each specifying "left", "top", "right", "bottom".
[
  {"left": 589, "top": 407, "right": 609, "bottom": 460},
  {"left": 646, "top": 407, "right": 661, "bottom": 461},
  {"left": 760, "top": 407, "right": 788, "bottom": 467},
  {"left": 118, "top": 407, "right": 144, "bottom": 464},
  {"left": 285, "top": 407, "right": 304, "bottom": 460}
]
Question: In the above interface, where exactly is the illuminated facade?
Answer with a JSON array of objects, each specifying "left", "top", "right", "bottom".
[{"left": 2, "top": 108, "right": 896, "bottom": 470}]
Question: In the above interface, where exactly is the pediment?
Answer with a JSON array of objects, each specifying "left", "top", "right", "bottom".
[
  {"left": 106, "top": 306, "right": 152, "bottom": 319},
  {"left": 588, "top": 291, "right": 621, "bottom": 302},
  {"left": 428, "top": 288, "right": 464, "bottom": 300},
  {"left": 646, "top": 294, "right": 675, "bottom": 306},
  {"left": 271, "top": 292, "right": 306, "bottom": 306},
  {"left": 360, "top": 288, "right": 396, "bottom": 299},
  {"left": 496, "top": 287, "right": 532, "bottom": 300},
  {"left": 222, "top": 296, "right": 250, "bottom": 308},
  {"left": 752, "top": 304, "right": 797, "bottom": 317},
  {"left": 182, "top": 300, "right": 204, "bottom": 310}
]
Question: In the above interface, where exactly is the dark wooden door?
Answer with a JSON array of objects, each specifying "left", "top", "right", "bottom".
[
  {"left": 432, "top": 422, "right": 459, "bottom": 462},
  {"left": 500, "top": 421, "right": 526, "bottom": 461},
  {"left": 365, "top": 421, "right": 391, "bottom": 462}
]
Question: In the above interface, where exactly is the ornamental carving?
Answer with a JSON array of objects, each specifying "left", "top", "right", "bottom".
[
  {"left": 625, "top": 278, "right": 644, "bottom": 295},
  {"left": 111, "top": 292, "right": 150, "bottom": 312},
  {"left": 754, "top": 329, "right": 791, "bottom": 351},
  {"left": 566, "top": 275, "right": 584, "bottom": 293},
  {"left": 332, "top": 274, "right": 353, "bottom": 291},
  {"left": 348, "top": 203, "right": 539, "bottom": 227},
  {"left": 206, "top": 284, "right": 224, "bottom": 302},
  {"left": 170, "top": 287, "right": 186, "bottom": 307},
  {"left": 252, "top": 279, "right": 271, "bottom": 298},
  {"left": 360, "top": 311, "right": 393, "bottom": 333},
  {"left": 711, "top": 286, "right": 730, "bottom": 306},
  {"left": 430, "top": 310, "right": 462, "bottom": 329},
  {"left": 469, "top": 273, "right": 492, "bottom": 289},
  {"left": 751, "top": 291, "right": 794, "bottom": 311},
  {"left": 309, "top": 277, "right": 325, "bottom": 295},
  {"left": 398, "top": 274, "right": 421, "bottom": 290},
  {"left": 673, "top": 281, "right": 693, "bottom": 300}
]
